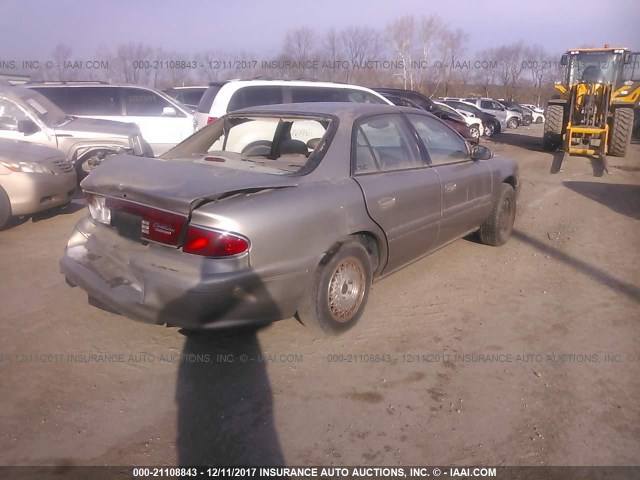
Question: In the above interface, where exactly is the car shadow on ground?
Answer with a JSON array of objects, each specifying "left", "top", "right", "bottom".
[
  {"left": 31, "top": 201, "right": 86, "bottom": 222},
  {"left": 165, "top": 272, "right": 287, "bottom": 466},
  {"left": 175, "top": 328, "right": 286, "bottom": 466},
  {"left": 1, "top": 200, "right": 86, "bottom": 231},
  {"left": 512, "top": 229, "right": 640, "bottom": 304},
  {"left": 563, "top": 181, "right": 640, "bottom": 221},
  {"left": 487, "top": 131, "right": 546, "bottom": 151}
]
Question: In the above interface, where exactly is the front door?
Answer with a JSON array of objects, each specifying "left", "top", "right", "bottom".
[{"left": 405, "top": 113, "right": 493, "bottom": 243}]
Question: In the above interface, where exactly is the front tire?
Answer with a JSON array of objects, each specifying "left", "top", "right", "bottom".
[
  {"left": 484, "top": 122, "right": 495, "bottom": 137},
  {"left": 469, "top": 125, "right": 480, "bottom": 139},
  {"left": 0, "top": 187, "right": 12, "bottom": 230},
  {"left": 543, "top": 104, "right": 565, "bottom": 151},
  {"left": 608, "top": 107, "right": 633, "bottom": 157},
  {"left": 479, "top": 184, "right": 516, "bottom": 247},
  {"left": 507, "top": 118, "right": 519, "bottom": 129},
  {"left": 298, "top": 241, "right": 372, "bottom": 335}
]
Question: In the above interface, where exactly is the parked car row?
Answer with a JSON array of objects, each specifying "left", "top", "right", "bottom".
[{"left": 2, "top": 80, "right": 493, "bottom": 232}]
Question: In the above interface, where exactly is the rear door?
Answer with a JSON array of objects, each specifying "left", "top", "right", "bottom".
[
  {"left": 352, "top": 113, "right": 441, "bottom": 274},
  {"left": 405, "top": 113, "right": 493, "bottom": 243}
]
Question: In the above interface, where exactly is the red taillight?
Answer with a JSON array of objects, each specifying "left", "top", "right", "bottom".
[
  {"left": 105, "top": 197, "right": 186, "bottom": 246},
  {"left": 183, "top": 226, "right": 249, "bottom": 257},
  {"left": 207, "top": 116, "right": 216, "bottom": 124}
]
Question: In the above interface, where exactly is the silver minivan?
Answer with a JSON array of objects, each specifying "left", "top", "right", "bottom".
[{"left": 463, "top": 98, "right": 516, "bottom": 130}]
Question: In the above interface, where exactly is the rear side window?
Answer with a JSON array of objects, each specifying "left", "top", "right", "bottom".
[
  {"left": 196, "top": 85, "right": 224, "bottom": 113},
  {"left": 291, "top": 87, "right": 343, "bottom": 103},
  {"left": 122, "top": 88, "right": 174, "bottom": 116},
  {"left": 227, "top": 86, "right": 284, "bottom": 111},
  {"left": 34, "top": 87, "right": 121, "bottom": 116},
  {"left": 480, "top": 100, "right": 493, "bottom": 109}
]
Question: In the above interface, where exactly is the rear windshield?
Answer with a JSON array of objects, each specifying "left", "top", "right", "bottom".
[
  {"left": 163, "top": 114, "right": 334, "bottom": 176},
  {"left": 196, "top": 84, "right": 225, "bottom": 113}
]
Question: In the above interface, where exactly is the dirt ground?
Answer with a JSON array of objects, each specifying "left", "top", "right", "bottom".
[{"left": 0, "top": 124, "right": 639, "bottom": 469}]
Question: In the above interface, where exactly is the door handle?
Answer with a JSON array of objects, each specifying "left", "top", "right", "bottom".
[
  {"left": 378, "top": 197, "right": 396, "bottom": 208},
  {"left": 444, "top": 183, "right": 457, "bottom": 193}
]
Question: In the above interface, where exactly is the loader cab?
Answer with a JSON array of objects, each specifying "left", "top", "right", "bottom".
[{"left": 562, "top": 48, "right": 631, "bottom": 88}]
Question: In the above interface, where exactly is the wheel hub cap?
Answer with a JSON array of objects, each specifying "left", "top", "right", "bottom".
[{"left": 328, "top": 258, "right": 365, "bottom": 322}]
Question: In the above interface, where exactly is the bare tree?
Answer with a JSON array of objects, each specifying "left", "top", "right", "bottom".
[
  {"left": 116, "top": 42, "right": 154, "bottom": 85},
  {"left": 474, "top": 48, "right": 499, "bottom": 97},
  {"left": 524, "top": 45, "right": 550, "bottom": 105},
  {"left": 340, "top": 26, "right": 382, "bottom": 84},
  {"left": 495, "top": 42, "right": 526, "bottom": 99},
  {"left": 415, "top": 14, "right": 444, "bottom": 95},
  {"left": 435, "top": 27, "right": 468, "bottom": 97},
  {"left": 51, "top": 43, "right": 74, "bottom": 81},
  {"left": 386, "top": 15, "right": 415, "bottom": 89},
  {"left": 321, "top": 28, "right": 344, "bottom": 82},
  {"left": 281, "top": 27, "right": 316, "bottom": 78}
]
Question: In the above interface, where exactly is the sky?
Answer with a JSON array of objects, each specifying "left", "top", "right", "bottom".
[{"left": 1, "top": 0, "right": 639, "bottom": 62}]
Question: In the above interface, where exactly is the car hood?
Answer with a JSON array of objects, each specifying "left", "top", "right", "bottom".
[
  {"left": 55, "top": 116, "right": 139, "bottom": 138},
  {"left": 80, "top": 154, "right": 299, "bottom": 215},
  {"left": 0, "top": 138, "right": 66, "bottom": 163}
]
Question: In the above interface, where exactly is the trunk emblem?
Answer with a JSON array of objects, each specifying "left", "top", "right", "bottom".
[{"left": 141, "top": 219, "right": 175, "bottom": 235}]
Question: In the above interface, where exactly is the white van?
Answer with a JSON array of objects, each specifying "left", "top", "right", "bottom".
[{"left": 194, "top": 80, "right": 392, "bottom": 130}]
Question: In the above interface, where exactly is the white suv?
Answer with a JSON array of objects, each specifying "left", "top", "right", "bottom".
[
  {"left": 195, "top": 80, "right": 392, "bottom": 130},
  {"left": 27, "top": 82, "right": 196, "bottom": 156}
]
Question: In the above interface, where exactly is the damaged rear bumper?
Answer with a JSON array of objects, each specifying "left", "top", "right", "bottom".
[{"left": 60, "top": 216, "right": 310, "bottom": 329}]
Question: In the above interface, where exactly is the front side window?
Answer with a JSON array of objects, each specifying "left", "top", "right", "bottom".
[
  {"left": 406, "top": 113, "right": 468, "bottom": 166},
  {"left": 0, "top": 98, "right": 28, "bottom": 130},
  {"left": 353, "top": 114, "right": 422, "bottom": 174},
  {"left": 123, "top": 89, "right": 174, "bottom": 116},
  {"left": 480, "top": 100, "right": 493, "bottom": 109}
]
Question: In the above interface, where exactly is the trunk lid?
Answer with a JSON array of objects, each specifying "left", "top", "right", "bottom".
[
  {"left": 82, "top": 154, "right": 299, "bottom": 247},
  {"left": 81, "top": 154, "right": 299, "bottom": 215}
]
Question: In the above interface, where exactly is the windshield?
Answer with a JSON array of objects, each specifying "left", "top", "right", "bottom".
[
  {"left": 20, "top": 92, "right": 68, "bottom": 127},
  {"left": 567, "top": 51, "right": 623, "bottom": 85},
  {"left": 162, "top": 114, "right": 333, "bottom": 175}
]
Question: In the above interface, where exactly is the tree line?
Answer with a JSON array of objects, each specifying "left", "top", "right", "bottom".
[{"left": 38, "top": 14, "right": 566, "bottom": 105}]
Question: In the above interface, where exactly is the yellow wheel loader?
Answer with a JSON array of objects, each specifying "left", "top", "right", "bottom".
[{"left": 543, "top": 47, "right": 640, "bottom": 173}]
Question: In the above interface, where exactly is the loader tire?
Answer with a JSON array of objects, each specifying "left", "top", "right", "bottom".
[
  {"left": 543, "top": 105, "right": 564, "bottom": 151},
  {"left": 609, "top": 107, "right": 633, "bottom": 157}
]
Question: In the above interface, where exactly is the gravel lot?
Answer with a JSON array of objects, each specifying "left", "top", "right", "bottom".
[{"left": 1, "top": 124, "right": 639, "bottom": 468}]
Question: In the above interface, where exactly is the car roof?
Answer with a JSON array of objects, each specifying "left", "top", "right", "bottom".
[
  {"left": 232, "top": 102, "right": 418, "bottom": 117},
  {"left": 0, "top": 84, "right": 43, "bottom": 101}
]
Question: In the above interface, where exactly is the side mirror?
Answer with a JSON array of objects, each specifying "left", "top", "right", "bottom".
[
  {"left": 162, "top": 106, "right": 177, "bottom": 117},
  {"left": 560, "top": 54, "right": 568, "bottom": 66},
  {"left": 471, "top": 144, "right": 492, "bottom": 160},
  {"left": 17, "top": 119, "right": 39, "bottom": 135}
]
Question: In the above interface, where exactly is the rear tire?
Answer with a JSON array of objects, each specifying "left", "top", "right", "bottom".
[
  {"left": 543, "top": 104, "right": 565, "bottom": 151},
  {"left": 479, "top": 184, "right": 516, "bottom": 247},
  {"left": 0, "top": 187, "right": 12, "bottom": 230},
  {"left": 298, "top": 241, "right": 372, "bottom": 335},
  {"left": 469, "top": 125, "right": 480, "bottom": 139},
  {"left": 507, "top": 118, "right": 518, "bottom": 129},
  {"left": 608, "top": 107, "right": 633, "bottom": 157}
]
